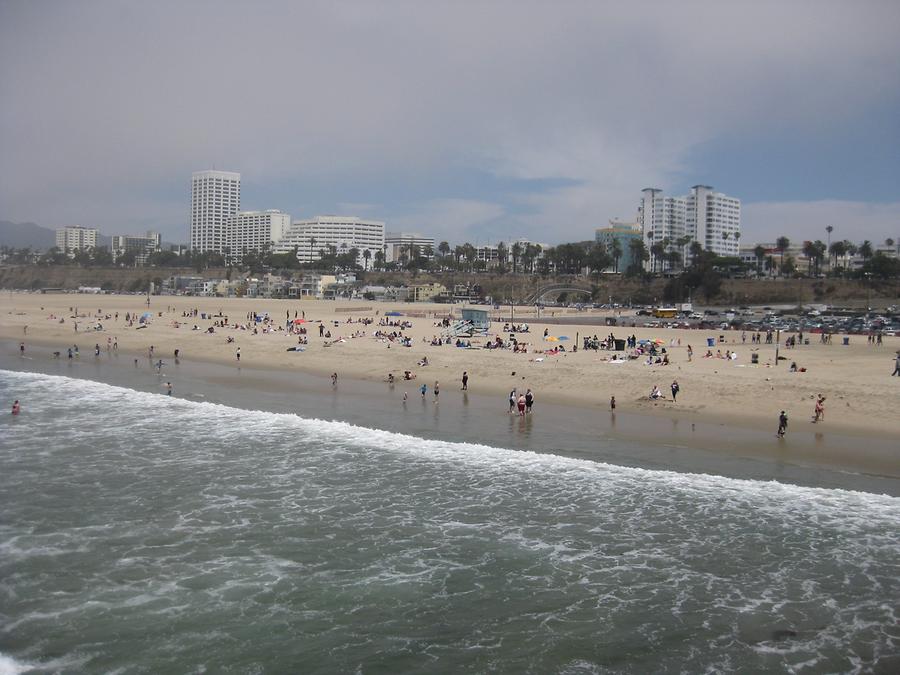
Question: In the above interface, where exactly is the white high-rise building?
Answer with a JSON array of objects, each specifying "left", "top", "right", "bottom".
[
  {"left": 226, "top": 210, "right": 291, "bottom": 261},
  {"left": 56, "top": 226, "right": 98, "bottom": 256},
  {"left": 274, "top": 216, "right": 385, "bottom": 266},
  {"left": 190, "top": 170, "right": 240, "bottom": 254},
  {"left": 638, "top": 185, "right": 741, "bottom": 268},
  {"left": 685, "top": 185, "right": 741, "bottom": 257},
  {"left": 385, "top": 232, "right": 435, "bottom": 262}
]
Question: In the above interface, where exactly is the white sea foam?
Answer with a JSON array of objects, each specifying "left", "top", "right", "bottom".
[
  {"left": 2, "top": 369, "right": 897, "bottom": 513},
  {"left": 0, "top": 654, "right": 31, "bottom": 675}
]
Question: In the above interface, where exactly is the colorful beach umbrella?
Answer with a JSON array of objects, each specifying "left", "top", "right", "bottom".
[{"left": 544, "top": 336, "right": 559, "bottom": 341}]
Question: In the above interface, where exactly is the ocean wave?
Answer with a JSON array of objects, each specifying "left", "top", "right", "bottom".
[{"left": 2, "top": 369, "right": 898, "bottom": 512}]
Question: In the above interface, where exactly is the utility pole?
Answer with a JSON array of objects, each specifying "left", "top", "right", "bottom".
[{"left": 775, "top": 328, "right": 780, "bottom": 365}]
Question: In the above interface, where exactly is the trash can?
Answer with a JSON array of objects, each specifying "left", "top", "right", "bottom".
[
  {"left": 751, "top": 353, "right": 759, "bottom": 364},
  {"left": 842, "top": 336, "right": 849, "bottom": 345},
  {"left": 707, "top": 337, "right": 715, "bottom": 347},
  {"left": 201, "top": 313, "right": 206, "bottom": 319},
  {"left": 614, "top": 339, "right": 626, "bottom": 351}
]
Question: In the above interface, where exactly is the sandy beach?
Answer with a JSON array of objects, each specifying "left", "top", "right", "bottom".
[{"left": 3, "top": 291, "right": 899, "bottom": 447}]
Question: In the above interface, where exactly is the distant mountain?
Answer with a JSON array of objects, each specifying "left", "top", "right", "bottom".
[{"left": 0, "top": 221, "right": 57, "bottom": 250}]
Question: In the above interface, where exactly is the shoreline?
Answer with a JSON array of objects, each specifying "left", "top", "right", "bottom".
[
  {"left": 3, "top": 338, "right": 899, "bottom": 496},
  {"left": 2, "top": 292, "right": 899, "bottom": 483}
]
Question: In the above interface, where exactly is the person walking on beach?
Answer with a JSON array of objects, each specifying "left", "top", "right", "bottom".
[
  {"left": 812, "top": 394, "right": 826, "bottom": 423},
  {"left": 687, "top": 345, "right": 693, "bottom": 362},
  {"left": 777, "top": 411, "right": 788, "bottom": 437},
  {"left": 461, "top": 371, "right": 468, "bottom": 390},
  {"left": 670, "top": 380, "right": 680, "bottom": 402},
  {"left": 893, "top": 352, "right": 900, "bottom": 376},
  {"left": 236, "top": 347, "right": 241, "bottom": 362}
]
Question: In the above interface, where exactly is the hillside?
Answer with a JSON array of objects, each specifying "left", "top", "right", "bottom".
[{"left": 0, "top": 221, "right": 57, "bottom": 249}]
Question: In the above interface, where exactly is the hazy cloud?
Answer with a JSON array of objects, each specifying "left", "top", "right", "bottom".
[
  {"left": 1, "top": 0, "right": 898, "bottom": 245},
  {"left": 743, "top": 201, "right": 900, "bottom": 245}
]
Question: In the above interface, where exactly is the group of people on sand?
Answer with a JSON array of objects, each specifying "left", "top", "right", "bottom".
[{"left": 649, "top": 381, "right": 680, "bottom": 402}]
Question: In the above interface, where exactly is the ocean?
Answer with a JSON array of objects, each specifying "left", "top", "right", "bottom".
[{"left": 1, "top": 369, "right": 898, "bottom": 673}]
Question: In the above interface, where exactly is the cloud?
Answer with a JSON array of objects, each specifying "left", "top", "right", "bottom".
[
  {"left": 1, "top": 1, "right": 898, "bottom": 244},
  {"left": 743, "top": 200, "right": 900, "bottom": 246},
  {"left": 390, "top": 199, "right": 506, "bottom": 243}
]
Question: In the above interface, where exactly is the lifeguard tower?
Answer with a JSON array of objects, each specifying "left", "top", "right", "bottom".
[{"left": 443, "top": 307, "right": 491, "bottom": 338}]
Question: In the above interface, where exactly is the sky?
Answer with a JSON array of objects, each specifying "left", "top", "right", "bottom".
[{"left": 1, "top": 0, "right": 899, "bottom": 247}]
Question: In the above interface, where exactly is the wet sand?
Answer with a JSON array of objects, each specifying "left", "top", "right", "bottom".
[{"left": 2, "top": 339, "right": 898, "bottom": 496}]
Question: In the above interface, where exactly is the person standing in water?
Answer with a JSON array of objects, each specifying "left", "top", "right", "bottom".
[
  {"left": 610, "top": 395, "right": 616, "bottom": 411},
  {"left": 461, "top": 371, "right": 468, "bottom": 390},
  {"left": 12, "top": 400, "right": 21, "bottom": 415},
  {"left": 777, "top": 411, "right": 788, "bottom": 438},
  {"left": 434, "top": 380, "right": 440, "bottom": 402}
]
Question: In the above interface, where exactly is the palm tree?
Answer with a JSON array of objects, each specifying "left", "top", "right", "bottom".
[
  {"left": 308, "top": 237, "right": 317, "bottom": 266},
  {"left": 453, "top": 245, "right": 464, "bottom": 268},
  {"left": 523, "top": 243, "right": 541, "bottom": 273},
  {"left": 802, "top": 241, "right": 817, "bottom": 275},
  {"left": 689, "top": 241, "right": 703, "bottom": 268},
  {"left": 438, "top": 241, "right": 450, "bottom": 266},
  {"left": 510, "top": 242, "right": 523, "bottom": 274},
  {"left": 753, "top": 245, "right": 766, "bottom": 277},
  {"left": 363, "top": 248, "right": 371, "bottom": 271},
  {"left": 463, "top": 243, "right": 477, "bottom": 272},
  {"left": 627, "top": 238, "right": 648, "bottom": 275},
  {"left": 858, "top": 240, "right": 873, "bottom": 261},
  {"left": 609, "top": 238, "right": 623, "bottom": 274},
  {"left": 776, "top": 236, "right": 790, "bottom": 276},
  {"left": 496, "top": 241, "right": 508, "bottom": 273}
]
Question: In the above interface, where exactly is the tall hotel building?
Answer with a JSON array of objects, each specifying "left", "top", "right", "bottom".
[
  {"left": 56, "top": 226, "right": 98, "bottom": 256},
  {"left": 638, "top": 185, "right": 740, "bottom": 266},
  {"left": 190, "top": 170, "right": 241, "bottom": 254}
]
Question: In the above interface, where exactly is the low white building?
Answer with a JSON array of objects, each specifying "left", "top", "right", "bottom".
[
  {"left": 111, "top": 231, "right": 161, "bottom": 265},
  {"left": 274, "top": 216, "right": 385, "bottom": 267},
  {"left": 227, "top": 210, "right": 291, "bottom": 261},
  {"left": 385, "top": 232, "right": 435, "bottom": 262}
]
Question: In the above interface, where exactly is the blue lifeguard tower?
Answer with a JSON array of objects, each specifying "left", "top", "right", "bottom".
[{"left": 460, "top": 308, "right": 490, "bottom": 331}]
